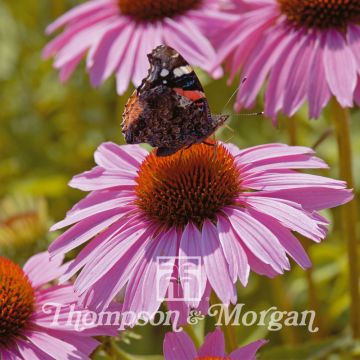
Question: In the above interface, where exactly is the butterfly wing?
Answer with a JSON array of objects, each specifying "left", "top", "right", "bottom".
[{"left": 121, "top": 45, "right": 225, "bottom": 155}]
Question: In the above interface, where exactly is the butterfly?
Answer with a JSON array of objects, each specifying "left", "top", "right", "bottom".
[{"left": 121, "top": 45, "right": 228, "bottom": 157}]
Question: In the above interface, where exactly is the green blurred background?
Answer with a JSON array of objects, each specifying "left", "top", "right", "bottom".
[{"left": 1, "top": 0, "right": 360, "bottom": 358}]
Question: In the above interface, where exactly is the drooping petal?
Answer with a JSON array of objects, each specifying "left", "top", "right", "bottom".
[
  {"left": 229, "top": 339, "right": 268, "bottom": 360},
  {"left": 242, "top": 171, "right": 347, "bottom": 191},
  {"left": 200, "top": 220, "right": 237, "bottom": 306},
  {"left": 23, "top": 252, "right": 65, "bottom": 288},
  {"left": 198, "top": 328, "right": 225, "bottom": 358},
  {"left": 224, "top": 207, "right": 290, "bottom": 273},
  {"left": 45, "top": 0, "right": 117, "bottom": 34},
  {"left": 74, "top": 220, "right": 153, "bottom": 296},
  {"left": 283, "top": 33, "right": 315, "bottom": 116},
  {"left": 265, "top": 30, "right": 304, "bottom": 119},
  {"left": 247, "top": 208, "right": 311, "bottom": 269},
  {"left": 122, "top": 228, "right": 178, "bottom": 319},
  {"left": 217, "top": 215, "right": 250, "bottom": 286},
  {"left": 179, "top": 222, "right": 207, "bottom": 307},
  {"left": 252, "top": 187, "right": 353, "bottom": 211},
  {"left": 115, "top": 26, "right": 143, "bottom": 94},
  {"left": 163, "top": 331, "right": 197, "bottom": 360},
  {"left": 323, "top": 29, "right": 357, "bottom": 107},
  {"left": 307, "top": 34, "right": 331, "bottom": 119},
  {"left": 241, "top": 196, "right": 328, "bottom": 242},
  {"left": 347, "top": 25, "right": 360, "bottom": 70}
]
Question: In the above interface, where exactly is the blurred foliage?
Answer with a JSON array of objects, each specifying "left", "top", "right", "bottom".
[{"left": 0, "top": 0, "right": 360, "bottom": 359}]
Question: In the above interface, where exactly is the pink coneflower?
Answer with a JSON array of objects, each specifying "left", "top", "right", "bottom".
[
  {"left": 163, "top": 328, "right": 267, "bottom": 360},
  {"left": 49, "top": 141, "right": 352, "bottom": 323},
  {"left": 43, "top": 0, "right": 231, "bottom": 94},
  {"left": 0, "top": 252, "right": 115, "bottom": 359},
  {"left": 217, "top": 0, "right": 360, "bottom": 120}
]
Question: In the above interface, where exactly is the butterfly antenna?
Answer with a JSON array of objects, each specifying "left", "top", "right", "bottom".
[
  {"left": 231, "top": 111, "right": 264, "bottom": 117},
  {"left": 221, "top": 77, "right": 247, "bottom": 113},
  {"left": 215, "top": 77, "right": 264, "bottom": 119}
]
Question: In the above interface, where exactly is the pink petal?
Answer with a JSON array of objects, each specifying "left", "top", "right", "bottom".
[
  {"left": 247, "top": 208, "right": 311, "bottom": 269},
  {"left": 265, "top": 30, "right": 304, "bottom": 119},
  {"left": 74, "top": 220, "right": 152, "bottom": 295},
  {"left": 50, "top": 190, "right": 135, "bottom": 231},
  {"left": 347, "top": 25, "right": 360, "bottom": 71},
  {"left": 44, "top": 7, "right": 117, "bottom": 59},
  {"left": 95, "top": 142, "right": 148, "bottom": 170},
  {"left": 58, "top": 53, "right": 84, "bottom": 82},
  {"left": 323, "top": 30, "right": 356, "bottom": 107},
  {"left": 96, "top": 21, "right": 135, "bottom": 84},
  {"left": 115, "top": 26, "right": 143, "bottom": 94},
  {"left": 230, "top": 339, "right": 268, "bottom": 360},
  {"left": 46, "top": 0, "right": 117, "bottom": 34},
  {"left": 163, "top": 331, "right": 197, "bottom": 360},
  {"left": 16, "top": 339, "right": 53, "bottom": 360},
  {"left": 198, "top": 328, "right": 225, "bottom": 357},
  {"left": 242, "top": 172, "right": 347, "bottom": 191},
  {"left": 217, "top": 215, "right": 250, "bottom": 286},
  {"left": 236, "top": 143, "right": 328, "bottom": 172},
  {"left": 307, "top": 35, "right": 331, "bottom": 119},
  {"left": 254, "top": 187, "right": 353, "bottom": 211},
  {"left": 24, "top": 331, "right": 84, "bottom": 360},
  {"left": 58, "top": 217, "right": 139, "bottom": 283},
  {"left": 23, "top": 252, "right": 65, "bottom": 288},
  {"left": 122, "top": 228, "right": 178, "bottom": 319},
  {"left": 283, "top": 33, "right": 315, "bottom": 116},
  {"left": 224, "top": 207, "right": 290, "bottom": 273},
  {"left": 216, "top": 9, "right": 275, "bottom": 67},
  {"left": 54, "top": 19, "right": 115, "bottom": 69},
  {"left": 236, "top": 26, "right": 289, "bottom": 109},
  {"left": 242, "top": 196, "right": 328, "bottom": 242},
  {"left": 200, "top": 220, "right": 237, "bottom": 305},
  {"left": 49, "top": 209, "right": 124, "bottom": 256},
  {"left": 355, "top": 77, "right": 360, "bottom": 105},
  {"left": 179, "top": 223, "right": 207, "bottom": 307},
  {"left": 245, "top": 250, "right": 280, "bottom": 277},
  {"left": 87, "top": 19, "right": 128, "bottom": 85},
  {"left": 69, "top": 166, "right": 136, "bottom": 191}
]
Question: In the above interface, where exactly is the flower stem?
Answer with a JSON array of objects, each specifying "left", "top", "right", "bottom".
[
  {"left": 271, "top": 277, "right": 299, "bottom": 344},
  {"left": 109, "top": 339, "right": 133, "bottom": 360},
  {"left": 331, "top": 99, "right": 360, "bottom": 339},
  {"left": 286, "top": 116, "right": 298, "bottom": 146},
  {"left": 210, "top": 292, "right": 238, "bottom": 353}
]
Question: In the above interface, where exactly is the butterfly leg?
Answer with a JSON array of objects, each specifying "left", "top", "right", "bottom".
[{"left": 202, "top": 141, "right": 217, "bottom": 160}]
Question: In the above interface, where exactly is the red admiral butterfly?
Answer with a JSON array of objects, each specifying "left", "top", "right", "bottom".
[{"left": 121, "top": 45, "right": 228, "bottom": 157}]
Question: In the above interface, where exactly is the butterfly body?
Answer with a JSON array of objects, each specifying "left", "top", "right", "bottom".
[{"left": 121, "top": 45, "right": 228, "bottom": 156}]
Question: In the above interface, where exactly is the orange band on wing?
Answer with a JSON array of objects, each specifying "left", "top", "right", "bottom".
[{"left": 173, "top": 88, "right": 205, "bottom": 102}]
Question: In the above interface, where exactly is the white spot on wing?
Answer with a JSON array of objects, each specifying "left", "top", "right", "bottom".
[
  {"left": 160, "top": 69, "right": 169, "bottom": 77},
  {"left": 173, "top": 65, "right": 193, "bottom": 77}
]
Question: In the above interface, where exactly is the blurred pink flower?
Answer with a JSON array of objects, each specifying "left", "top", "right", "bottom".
[
  {"left": 0, "top": 252, "right": 115, "bottom": 359},
  {"left": 43, "top": 0, "right": 232, "bottom": 94},
  {"left": 163, "top": 328, "right": 267, "bottom": 360},
  {"left": 216, "top": 0, "right": 360, "bottom": 120},
  {"left": 49, "top": 141, "right": 352, "bottom": 324}
]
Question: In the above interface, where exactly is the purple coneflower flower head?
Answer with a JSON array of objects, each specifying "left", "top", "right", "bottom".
[
  {"left": 163, "top": 327, "right": 267, "bottom": 360},
  {"left": 217, "top": 0, "right": 360, "bottom": 120},
  {"left": 43, "top": 0, "right": 231, "bottom": 94},
  {"left": 0, "top": 252, "right": 115, "bottom": 360},
  {"left": 49, "top": 141, "right": 352, "bottom": 325}
]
